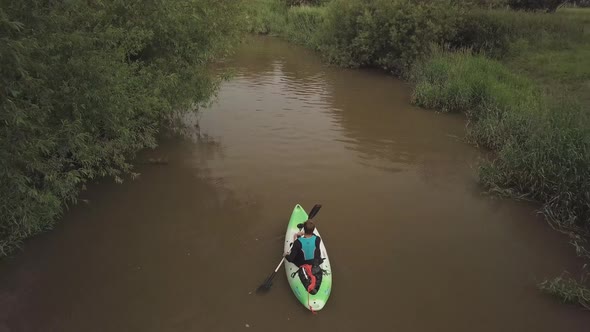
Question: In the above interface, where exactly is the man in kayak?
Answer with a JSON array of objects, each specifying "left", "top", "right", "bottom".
[{"left": 284, "top": 220, "right": 322, "bottom": 267}]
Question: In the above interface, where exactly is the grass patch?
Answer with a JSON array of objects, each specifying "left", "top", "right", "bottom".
[
  {"left": 245, "top": 0, "right": 325, "bottom": 49},
  {"left": 245, "top": 0, "right": 288, "bottom": 34},
  {"left": 443, "top": 8, "right": 590, "bottom": 107},
  {"left": 539, "top": 270, "right": 590, "bottom": 310},
  {"left": 284, "top": 5, "right": 325, "bottom": 48}
]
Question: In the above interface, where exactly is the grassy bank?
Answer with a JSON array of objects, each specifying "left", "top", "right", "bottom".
[
  {"left": 246, "top": 0, "right": 590, "bottom": 307},
  {"left": 412, "top": 51, "right": 590, "bottom": 237},
  {"left": 413, "top": 9, "right": 590, "bottom": 258}
]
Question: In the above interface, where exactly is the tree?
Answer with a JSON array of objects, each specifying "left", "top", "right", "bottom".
[{"left": 0, "top": 0, "right": 245, "bottom": 256}]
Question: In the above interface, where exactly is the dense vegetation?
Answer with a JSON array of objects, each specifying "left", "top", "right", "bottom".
[
  {"left": 246, "top": 0, "right": 590, "bottom": 307},
  {"left": 0, "top": 0, "right": 244, "bottom": 256}
]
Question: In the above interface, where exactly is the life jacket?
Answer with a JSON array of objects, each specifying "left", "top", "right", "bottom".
[{"left": 298, "top": 235, "right": 317, "bottom": 261}]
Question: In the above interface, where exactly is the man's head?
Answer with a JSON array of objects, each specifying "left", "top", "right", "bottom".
[{"left": 303, "top": 220, "right": 315, "bottom": 235}]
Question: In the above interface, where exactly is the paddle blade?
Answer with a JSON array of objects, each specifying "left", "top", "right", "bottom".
[
  {"left": 256, "top": 272, "right": 277, "bottom": 293},
  {"left": 308, "top": 204, "right": 322, "bottom": 219}
]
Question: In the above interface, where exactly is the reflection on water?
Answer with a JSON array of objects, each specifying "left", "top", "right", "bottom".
[{"left": 0, "top": 36, "right": 589, "bottom": 332}]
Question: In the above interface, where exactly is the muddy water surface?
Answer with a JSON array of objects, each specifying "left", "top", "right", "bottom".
[{"left": 1, "top": 37, "right": 589, "bottom": 331}]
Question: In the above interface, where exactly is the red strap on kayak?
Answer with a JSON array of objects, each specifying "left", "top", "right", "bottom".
[{"left": 302, "top": 264, "right": 317, "bottom": 314}]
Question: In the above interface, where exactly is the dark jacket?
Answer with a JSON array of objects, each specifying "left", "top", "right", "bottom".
[{"left": 285, "top": 235, "right": 322, "bottom": 267}]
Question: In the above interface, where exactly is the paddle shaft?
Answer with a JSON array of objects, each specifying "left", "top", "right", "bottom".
[{"left": 274, "top": 257, "right": 286, "bottom": 273}]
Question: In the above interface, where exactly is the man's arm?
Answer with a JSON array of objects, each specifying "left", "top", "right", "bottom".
[
  {"left": 314, "top": 236, "right": 322, "bottom": 259},
  {"left": 285, "top": 239, "right": 301, "bottom": 263}
]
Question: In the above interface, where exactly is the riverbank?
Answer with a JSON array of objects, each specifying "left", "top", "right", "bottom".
[{"left": 246, "top": 0, "right": 590, "bottom": 308}]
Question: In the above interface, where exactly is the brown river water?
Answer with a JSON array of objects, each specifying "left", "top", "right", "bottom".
[{"left": 1, "top": 36, "right": 589, "bottom": 331}]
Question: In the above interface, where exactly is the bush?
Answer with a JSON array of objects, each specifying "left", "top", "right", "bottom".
[
  {"left": 319, "top": 0, "right": 463, "bottom": 75},
  {"left": 451, "top": 11, "right": 512, "bottom": 57}
]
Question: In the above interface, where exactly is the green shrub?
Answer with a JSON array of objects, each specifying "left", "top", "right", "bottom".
[
  {"left": 319, "top": 0, "right": 462, "bottom": 75},
  {"left": 451, "top": 11, "right": 512, "bottom": 57}
]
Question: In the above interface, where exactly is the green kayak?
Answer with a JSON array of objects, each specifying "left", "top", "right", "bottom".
[{"left": 283, "top": 204, "right": 332, "bottom": 311}]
